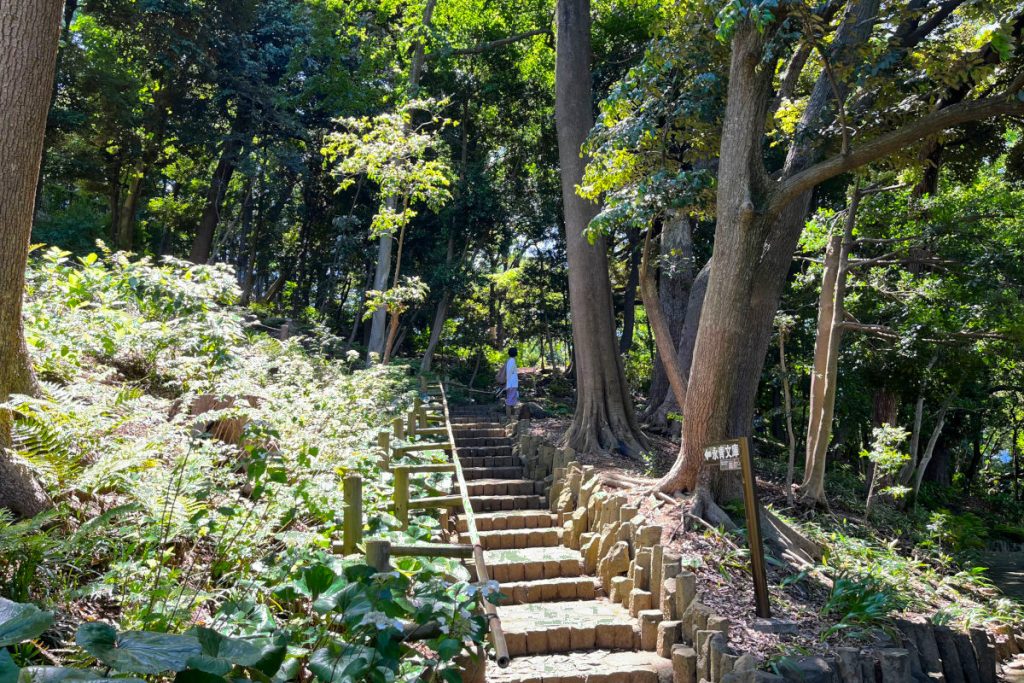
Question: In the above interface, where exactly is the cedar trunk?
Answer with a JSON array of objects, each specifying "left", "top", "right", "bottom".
[
  {"left": 555, "top": 0, "right": 646, "bottom": 456},
  {"left": 0, "top": 0, "right": 62, "bottom": 517}
]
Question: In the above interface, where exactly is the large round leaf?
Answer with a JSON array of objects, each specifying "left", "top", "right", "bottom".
[
  {"left": 76, "top": 624, "right": 200, "bottom": 674},
  {"left": 308, "top": 643, "right": 374, "bottom": 683},
  {"left": 184, "top": 628, "right": 284, "bottom": 676},
  {"left": 0, "top": 599, "right": 53, "bottom": 647},
  {"left": 16, "top": 667, "right": 144, "bottom": 683}
]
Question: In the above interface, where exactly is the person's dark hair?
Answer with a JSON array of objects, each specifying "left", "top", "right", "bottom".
[{"left": 508, "top": 347, "right": 517, "bottom": 358}]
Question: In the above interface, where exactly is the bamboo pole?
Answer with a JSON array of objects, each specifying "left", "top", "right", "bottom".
[
  {"left": 439, "top": 383, "right": 510, "bottom": 668},
  {"left": 389, "top": 543, "right": 474, "bottom": 558},
  {"left": 342, "top": 473, "right": 363, "bottom": 554}
]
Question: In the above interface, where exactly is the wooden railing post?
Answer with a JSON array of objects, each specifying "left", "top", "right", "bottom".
[
  {"left": 407, "top": 408, "right": 417, "bottom": 437},
  {"left": 394, "top": 466, "right": 410, "bottom": 529},
  {"left": 392, "top": 416, "right": 405, "bottom": 440},
  {"left": 342, "top": 473, "right": 363, "bottom": 554},
  {"left": 366, "top": 539, "right": 391, "bottom": 572},
  {"left": 377, "top": 430, "right": 390, "bottom": 469}
]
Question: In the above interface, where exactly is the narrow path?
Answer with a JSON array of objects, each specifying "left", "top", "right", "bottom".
[{"left": 448, "top": 407, "right": 672, "bottom": 682}]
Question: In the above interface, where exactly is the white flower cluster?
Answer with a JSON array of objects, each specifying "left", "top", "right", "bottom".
[{"left": 359, "top": 610, "right": 405, "bottom": 632}]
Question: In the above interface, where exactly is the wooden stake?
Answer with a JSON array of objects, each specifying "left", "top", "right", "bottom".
[
  {"left": 342, "top": 473, "right": 363, "bottom": 554},
  {"left": 366, "top": 539, "right": 391, "bottom": 572},
  {"left": 394, "top": 467, "right": 410, "bottom": 529},
  {"left": 393, "top": 416, "right": 405, "bottom": 440},
  {"left": 407, "top": 409, "right": 417, "bottom": 437}
]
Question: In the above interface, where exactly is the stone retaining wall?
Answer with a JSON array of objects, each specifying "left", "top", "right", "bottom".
[{"left": 511, "top": 421, "right": 1024, "bottom": 683}]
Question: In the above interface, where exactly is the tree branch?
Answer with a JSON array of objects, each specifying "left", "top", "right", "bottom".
[
  {"left": 839, "top": 320, "right": 1012, "bottom": 343},
  {"left": 770, "top": 94, "right": 1024, "bottom": 214},
  {"left": 430, "top": 28, "right": 550, "bottom": 59}
]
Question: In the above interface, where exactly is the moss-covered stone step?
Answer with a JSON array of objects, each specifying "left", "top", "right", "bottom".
[
  {"left": 485, "top": 649, "right": 673, "bottom": 682},
  {"left": 481, "top": 547, "right": 583, "bottom": 582},
  {"left": 466, "top": 526, "right": 563, "bottom": 550},
  {"left": 459, "top": 510, "right": 557, "bottom": 532},
  {"left": 497, "top": 600, "right": 639, "bottom": 657},
  {"left": 462, "top": 466, "right": 523, "bottom": 480},
  {"left": 465, "top": 479, "right": 545, "bottom": 497},
  {"left": 467, "top": 494, "right": 546, "bottom": 512},
  {"left": 497, "top": 576, "right": 598, "bottom": 605}
]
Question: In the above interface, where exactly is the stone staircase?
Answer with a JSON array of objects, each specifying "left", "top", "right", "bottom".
[{"left": 449, "top": 407, "right": 674, "bottom": 683}]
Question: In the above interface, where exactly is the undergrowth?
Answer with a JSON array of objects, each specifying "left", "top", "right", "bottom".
[{"left": 0, "top": 247, "right": 489, "bottom": 682}]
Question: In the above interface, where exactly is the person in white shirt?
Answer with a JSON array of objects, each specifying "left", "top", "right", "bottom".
[{"left": 504, "top": 347, "right": 519, "bottom": 420}]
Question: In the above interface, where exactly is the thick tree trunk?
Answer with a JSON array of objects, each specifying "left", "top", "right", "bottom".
[
  {"left": 657, "top": 23, "right": 773, "bottom": 501},
  {"left": 420, "top": 291, "right": 450, "bottom": 374},
  {"left": 644, "top": 213, "right": 694, "bottom": 419},
  {"left": 115, "top": 165, "right": 145, "bottom": 251},
  {"left": 555, "top": 0, "right": 646, "bottom": 456},
  {"left": 0, "top": 0, "right": 62, "bottom": 517}
]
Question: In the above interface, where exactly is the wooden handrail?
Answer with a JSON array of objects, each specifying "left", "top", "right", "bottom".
[{"left": 439, "top": 383, "right": 510, "bottom": 668}]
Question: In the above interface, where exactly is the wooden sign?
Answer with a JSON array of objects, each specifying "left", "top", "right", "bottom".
[{"left": 703, "top": 437, "right": 771, "bottom": 618}]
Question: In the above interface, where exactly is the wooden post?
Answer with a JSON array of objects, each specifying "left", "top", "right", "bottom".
[
  {"left": 377, "top": 430, "right": 390, "bottom": 469},
  {"left": 737, "top": 437, "right": 771, "bottom": 618},
  {"left": 394, "top": 466, "right": 410, "bottom": 529},
  {"left": 419, "top": 375, "right": 427, "bottom": 392},
  {"left": 342, "top": 473, "right": 363, "bottom": 554},
  {"left": 393, "top": 416, "right": 405, "bottom": 440},
  {"left": 366, "top": 539, "right": 391, "bottom": 572},
  {"left": 407, "top": 409, "right": 417, "bottom": 437}
]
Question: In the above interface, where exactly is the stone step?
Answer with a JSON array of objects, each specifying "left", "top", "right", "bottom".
[
  {"left": 485, "top": 649, "right": 672, "bottom": 682},
  {"left": 462, "top": 466, "right": 525, "bottom": 480},
  {"left": 456, "top": 436, "right": 511, "bottom": 448},
  {"left": 458, "top": 445, "right": 513, "bottom": 458},
  {"left": 468, "top": 494, "right": 547, "bottom": 512},
  {"left": 497, "top": 576, "right": 598, "bottom": 604},
  {"left": 453, "top": 428, "right": 507, "bottom": 439},
  {"left": 460, "top": 455, "right": 518, "bottom": 468},
  {"left": 459, "top": 510, "right": 557, "bottom": 532},
  {"left": 480, "top": 547, "right": 583, "bottom": 582},
  {"left": 466, "top": 526, "right": 563, "bottom": 550},
  {"left": 464, "top": 479, "right": 545, "bottom": 497},
  {"left": 497, "top": 600, "right": 639, "bottom": 657}
]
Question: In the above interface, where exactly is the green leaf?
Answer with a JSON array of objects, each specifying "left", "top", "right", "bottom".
[
  {"left": 308, "top": 643, "right": 375, "bottom": 683},
  {"left": 1, "top": 649, "right": 19, "bottom": 683},
  {"left": 16, "top": 667, "right": 144, "bottom": 683},
  {"left": 311, "top": 577, "right": 350, "bottom": 614},
  {"left": 0, "top": 599, "right": 54, "bottom": 647},
  {"left": 185, "top": 628, "right": 267, "bottom": 675},
  {"left": 293, "top": 565, "right": 337, "bottom": 601},
  {"left": 172, "top": 670, "right": 226, "bottom": 683},
  {"left": 76, "top": 624, "right": 201, "bottom": 674},
  {"left": 435, "top": 638, "right": 461, "bottom": 660}
]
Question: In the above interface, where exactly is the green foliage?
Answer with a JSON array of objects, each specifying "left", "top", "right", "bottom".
[
  {"left": 821, "top": 573, "right": 904, "bottom": 640},
  {"left": 6, "top": 251, "right": 489, "bottom": 680}
]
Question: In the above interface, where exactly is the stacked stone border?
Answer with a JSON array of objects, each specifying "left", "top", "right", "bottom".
[{"left": 511, "top": 419, "right": 1024, "bottom": 683}]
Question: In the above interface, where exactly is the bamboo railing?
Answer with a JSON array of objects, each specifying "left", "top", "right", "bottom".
[{"left": 343, "top": 380, "right": 510, "bottom": 669}]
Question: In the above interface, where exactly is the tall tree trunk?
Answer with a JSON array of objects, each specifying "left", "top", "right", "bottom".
[
  {"left": 911, "top": 401, "right": 950, "bottom": 504},
  {"left": 619, "top": 227, "right": 641, "bottom": 354},
  {"left": 0, "top": 0, "right": 62, "bottom": 517},
  {"left": 638, "top": 224, "right": 688, "bottom": 415},
  {"left": 190, "top": 130, "right": 247, "bottom": 264},
  {"left": 656, "top": 21, "right": 774, "bottom": 510},
  {"left": 420, "top": 235, "right": 456, "bottom": 374},
  {"left": 649, "top": 261, "right": 708, "bottom": 434},
  {"left": 367, "top": 0, "right": 437, "bottom": 357},
  {"left": 778, "top": 326, "right": 796, "bottom": 505},
  {"left": 644, "top": 213, "right": 694, "bottom": 420},
  {"left": 115, "top": 163, "right": 145, "bottom": 251},
  {"left": 555, "top": 0, "right": 646, "bottom": 456},
  {"left": 800, "top": 186, "right": 859, "bottom": 505}
]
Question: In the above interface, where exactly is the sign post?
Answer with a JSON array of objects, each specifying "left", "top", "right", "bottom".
[{"left": 703, "top": 437, "right": 771, "bottom": 618}]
